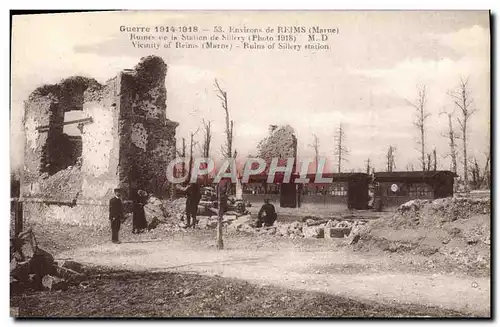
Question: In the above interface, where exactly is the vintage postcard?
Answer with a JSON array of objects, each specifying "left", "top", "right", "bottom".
[{"left": 10, "top": 10, "right": 491, "bottom": 318}]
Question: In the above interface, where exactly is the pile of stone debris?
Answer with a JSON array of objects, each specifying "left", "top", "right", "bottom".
[
  {"left": 136, "top": 195, "right": 249, "bottom": 234},
  {"left": 10, "top": 228, "right": 87, "bottom": 293},
  {"left": 348, "top": 196, "right": 491, "bottom": 272},
  {"left": 226, "top": 215, "right": 367, "bottom": 240},
  {"left": 396, "top": 196, "right": 490, "bottom": 226},
  {"left": 143, "top": 196, "right": 365, "bottom": 240}
]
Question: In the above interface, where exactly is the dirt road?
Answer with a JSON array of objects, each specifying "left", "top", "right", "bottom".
[{"left": 59, "top": 232, "right": 490, "bottom": 317}]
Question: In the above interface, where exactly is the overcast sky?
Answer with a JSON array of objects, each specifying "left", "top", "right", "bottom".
[{"left": 11, "top": 11, "right": 490, "bottom": 174}]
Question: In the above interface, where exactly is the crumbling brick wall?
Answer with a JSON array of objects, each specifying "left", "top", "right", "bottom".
[
  {"left": 22, "top": 55, "right": 178, "bottom": 227},
  {"left": 23, "top": 76, "right": 107, "bottom": 203},
  {"left": 118, "top": 56, "right": 178, "bottom": 198}
]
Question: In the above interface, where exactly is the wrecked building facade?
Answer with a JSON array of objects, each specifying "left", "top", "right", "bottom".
[
  {"left": 243, "top": 125, "right": 299, "bottom": 207},
  {"left": 21, "top": 56, "right": 178, "bottom": 227}
]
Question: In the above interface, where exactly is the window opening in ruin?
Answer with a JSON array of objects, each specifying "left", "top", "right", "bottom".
[
  {"left": 59, "top": 111, "right": 84, "bottom": 171},
  {"left": 41, "top": 111, "right": 85, "bottom": 175}
]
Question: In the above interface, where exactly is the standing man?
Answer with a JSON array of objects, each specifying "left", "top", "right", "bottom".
[
  {"left": 177, "top": 183, "right": 202, "bottom": 228},
  {"left": 109, "top": 188, "right": 124, "bottom": 244},
  {"left": 185, "top": 182, "right": 202, "bottom": 228}
]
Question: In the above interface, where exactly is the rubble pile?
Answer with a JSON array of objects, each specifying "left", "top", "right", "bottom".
[
  {"left": 349, "top": 196, "right": 491, "bottom": 272},
  {"left": 396, "top": 197, "right": 490, "bottom": 228},
  {"left": 144, "top": 196, "right": 169, "bottom": 222},
  {"left": 162, "top": 198, "right": 186, "bottom": 221},
  {"left": 226, "top": 217, "right": 366, "bottom": 239},
  {"left": 10, "top": 228, "right": 87, "bottom": 293},
  {"left": 157, "top": 195, "right": 250, "bottom": 228}
]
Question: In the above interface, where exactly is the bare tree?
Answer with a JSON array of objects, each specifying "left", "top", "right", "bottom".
[
  {"left": 386, "top": 146, "right": 396, "bottom": 172},
  {"left": 202, "top": 119, "right": 212, "bottom": 158},
  {"left": 408, "top": 85, "right": 430, "bottom": 171},
  {"left": 365, "top": 158, "right": 371, "bottom": 174},
  {"left": 482, "top": 151, "right": 491, "bottom": 189},
  {"left": 187, "top": 128, "right": 200, "bottom": 182},
  {"left": 449, "top": 77, "right": 477, "bottom": 192},
  {"left": 214, "top": 79, "right": 236, "bottom": 250},
  {"left": 334, "top": 123, "right": 349, "bottom": 173},
  {"left": 432, "top": 148, "right": 437, "bottom": 171},
  {"left": 440, "top": 111, "right": 458, "bottom": 174},
  {"left": 470, "top": 152, "right": 491, "bottom": 190},
  {"left": 308, "top": 133, "right": 320, "bottom": 172},
  {"left": 215, "top": 79, "right": 236, "bottom": 159},
  {"left": 176, "top": 137, "right": 187, "bottom": 177},
  {"left": 470, "top": 158, "right": 480, "bottom": 190},
  {"left": 426, "top": 152, "right": 432, "bottom": 171}
]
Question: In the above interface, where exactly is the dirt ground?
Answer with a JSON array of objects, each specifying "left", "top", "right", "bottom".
[
  {"left": 11, "top": 267, "right": 464, "bottom": 318},
  {"left": 18, "top": 219, "right": 491, "bottom": 318}
]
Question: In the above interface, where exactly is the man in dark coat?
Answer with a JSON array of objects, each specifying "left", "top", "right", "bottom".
[
  {"left": 132, "top": 189, "right": 148, "bottom": 234},
  {"left": 256, "top": 198, "right": 277, "bottom": 227},
  {"left": 184, "top": 183, "right": 202, "bottom": 228},
  {"left": 109, "top": 188, "right": 124, "bottom": 243}
]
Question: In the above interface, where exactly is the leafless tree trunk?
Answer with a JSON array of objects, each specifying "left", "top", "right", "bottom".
[
  {"left": 408, "top": 86, "right": 430, "bottom": 171},
  {"left": 214, "top": 79, "right": 236, "bottom": 250},
  {"left": 426, "top": 153, "right": 432, "bottom": 172},
  {"left": 470, "top": 153, "right": 491, "bottom": 190},
  {"left": 215, "top": 79, "right": 236, "bottom": 159},
  {"left": 433, "top": 148, "right": 437, "bottom": 171},
  {"left": 200, "top": 119, "right": 212, "bottom": 184},
  {"left": 202, "top": 119, "right": 212, "bottom": 158},
  {"left": 449, "top": 77, "right": 477, "bottom": 192},
  {"left": 442, "top": 112, "right": 458, "bottom": 174},
  {"left": 386, "top": 146, "right": 396, "bottom": 172},
  {"left": 187, "top": 128, "right": 200, "bottom": 183},
  {"left": 308, "top": 134, "right": 320, "bottom": 172},
  {"left": 176, "top": 137, "right": 187, "bottom": 177},
  {"left": 334, "top": 123, "right": 349, "bottom": 173},
  {"left": 482, "top": 151, "right": 491, "bottom": 189}
]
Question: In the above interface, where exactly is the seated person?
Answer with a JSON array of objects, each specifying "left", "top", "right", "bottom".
[{"left": 256, "top": 198, "right": 277, "bottom": 227}]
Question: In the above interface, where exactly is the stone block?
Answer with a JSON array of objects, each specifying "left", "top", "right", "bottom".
[
  {"left": 325, "top": 227, "right": 351, "bottom": 238},
  {"left": 303, "top": 226, "right": 324, "bottom": 238}
]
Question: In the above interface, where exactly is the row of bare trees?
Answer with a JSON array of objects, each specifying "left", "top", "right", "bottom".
[
  {"left": 176, "top": 79, "right": 235, "bottom": 250},
  {"left": 360, "top": 77, "right": 488, "bottom": 190},
  {"left": 308, "top": 123, "right": 349, "bottom": 173},
  {"left": 406, "top": 77, "right": 489, "bottom": 191}
]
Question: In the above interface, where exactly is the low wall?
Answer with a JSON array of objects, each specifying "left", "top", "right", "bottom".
[
  {"left": 301, "top": 195, "right": 347, "bottom": 205},
  {"left": 243, "top": 194, "right": 348, "bottom": 206},
  {"left": 243, "top": 194, "right": 280, "bottom": 204},
  {"left": 23, "top": 200, "right": 112, "bottom": 230}
]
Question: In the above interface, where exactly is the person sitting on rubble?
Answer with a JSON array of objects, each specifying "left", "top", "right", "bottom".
[{"left": 256, "top": 198, "right": 277, "bottom": 227}]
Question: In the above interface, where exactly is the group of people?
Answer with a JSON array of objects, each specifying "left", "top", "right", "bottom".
[
  {"left": 108, "top": 188, "right": 149, "bottom": 244},
  {"left": 108, "top": 183, "right": 279, "bottom": 243}
]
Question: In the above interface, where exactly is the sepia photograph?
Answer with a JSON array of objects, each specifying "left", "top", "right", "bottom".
[{"left": 9, "top": 10, "right": 491, "bottom": 318}]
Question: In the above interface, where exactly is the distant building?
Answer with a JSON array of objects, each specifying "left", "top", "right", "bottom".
[
  {"left": 374, "top": 171, "right": 457, "bottom": 207},
  {"left": 240, "top": 170, "right": 457, "bottom": 210}
]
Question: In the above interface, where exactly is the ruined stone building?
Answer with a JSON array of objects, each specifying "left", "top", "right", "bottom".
[
  {"left": 247, "top": 125, "right": 299, "bottom": 207},
  {"left": 21, "top": 56, "right": 178, "bottom": 226}
]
